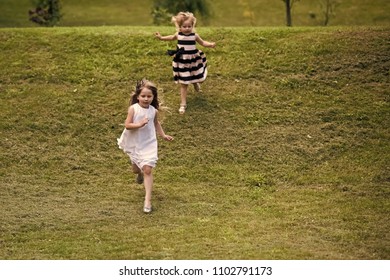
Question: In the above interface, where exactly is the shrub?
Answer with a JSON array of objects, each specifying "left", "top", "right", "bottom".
[{"left": 29, "top": 0, "right": 62, "bottom": 27}]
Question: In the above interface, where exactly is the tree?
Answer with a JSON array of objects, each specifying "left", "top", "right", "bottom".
[
  {"left": 152, "top": 0, "right": 210, "bottom": 25},
  {"left": 319, "top": 0, "right": 340, "bottom": 26},
  {"left": 281, "top": 0, "right": 300, "bottom": 26},
  {"left": 29, "top": 0, "right": 62, "bottom": 27}
]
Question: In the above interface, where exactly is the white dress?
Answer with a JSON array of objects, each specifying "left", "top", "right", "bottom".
[{"left": 117, "top": 103, "right": 158, "bottom": 169}]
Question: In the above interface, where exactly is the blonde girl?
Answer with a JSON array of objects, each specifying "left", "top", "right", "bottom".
[{"left": 155, "top": 11, "right": 216, "bottom": 114}]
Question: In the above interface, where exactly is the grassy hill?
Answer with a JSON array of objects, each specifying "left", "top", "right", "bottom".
[
  {"left": 0, "top": 0, "right": 390, "bottom": 27},
  {"left": 0, "top": 25, "right": 389, "bottom": 259}
]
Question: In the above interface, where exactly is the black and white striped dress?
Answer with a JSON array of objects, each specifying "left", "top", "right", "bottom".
[{"left": 172, "top": 32, "right": 208, "bottom": 85}]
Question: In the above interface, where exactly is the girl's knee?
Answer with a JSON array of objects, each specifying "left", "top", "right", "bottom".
[{"left": 142, "top": 166, "right": 153, "bottom": 175}]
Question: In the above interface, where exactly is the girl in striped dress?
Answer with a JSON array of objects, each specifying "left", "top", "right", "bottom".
[{"left": 155, "top": 12, "right": 216, "bottom": 114}]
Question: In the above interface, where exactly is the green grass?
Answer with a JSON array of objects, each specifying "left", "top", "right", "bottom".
[
  {"left": 0, "top": 26, "right": 389, "bottom": 260},
  {"left": 0, "top": 0, "right": 390, "bottom": 27}
]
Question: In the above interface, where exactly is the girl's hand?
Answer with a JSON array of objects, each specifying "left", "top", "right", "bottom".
[
  {"left": 155, "top": 32, "right": 162, "bottom": 39},
  {"left": 139, "top": 116, "right": 149, "bottom": 127},
  {"left": 209, "top": 42, "right": 216, "bottom": 48},
  {"left": 163, "top": 135, "right": 174, "bottom": 141}
]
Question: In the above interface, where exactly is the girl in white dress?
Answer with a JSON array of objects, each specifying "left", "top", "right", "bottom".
[
  {"left": 155, "top": 11, "right": 216, "bottom": 114},
  {"left": 118, "top": 79, "right": 173, "bottom": 213}
]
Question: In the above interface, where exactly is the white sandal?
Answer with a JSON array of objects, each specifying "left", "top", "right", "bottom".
[
  {"left": 179, "top": 104, "right": 187, "bottom": 114},
  {"left": 143, "top": 206, "right": 152, "bottom": 214}
]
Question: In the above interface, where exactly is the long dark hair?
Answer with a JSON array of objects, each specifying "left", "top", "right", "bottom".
[{"left": 130, "top": 79, "right": 160, "bottom": 109}]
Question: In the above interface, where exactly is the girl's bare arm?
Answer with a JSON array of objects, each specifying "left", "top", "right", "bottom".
[
  {"left": 195, "top": 34, "right": 216, "bottom": 48},
  {"left": 125, "top": 106, "right": 148, "bottom": 130},
  {"left": 155, "top": 32, "right": 178, "bottom": 41},
  {"left": 154, "top": 112, "right": 173, "bottom": 141}
]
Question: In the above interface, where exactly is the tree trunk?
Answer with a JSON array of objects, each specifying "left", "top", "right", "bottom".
[
  {"left": 323, "top": 0, "right": 330, "bottom": 26},
  {"left": 285, "top": 0, "right": 292, "bottom": 26}
]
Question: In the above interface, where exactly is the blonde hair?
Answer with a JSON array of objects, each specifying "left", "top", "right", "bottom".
[{"left": 171, "top": 11, "right": 197, "bottom": 32}]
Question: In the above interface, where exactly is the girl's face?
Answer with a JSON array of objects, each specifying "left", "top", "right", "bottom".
[
  {"left": 180, "top": 19, "right": 193, "bottom": 34},
  {"left": 137, "top": 87, "right": 154, "bottom": 108}
]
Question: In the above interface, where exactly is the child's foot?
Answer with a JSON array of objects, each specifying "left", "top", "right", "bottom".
[
  {"left": 143, "top": 201, "right": 152, "bottom": 213},
  {"left": 179, "top": 104, "right": 187, "bottom": 114},
  {"left": 136, "top": 173, "right": 144, "bottom": 184},
  {"left": 194, "top": 83, "right": 202, "bottom": 92}
]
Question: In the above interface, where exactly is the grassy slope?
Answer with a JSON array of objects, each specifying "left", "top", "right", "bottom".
[
  {"left": 0, "top": 26, "right": 389, "bottom": 260},
  {"left": 0, "top": 0, "right": 390, "bottom": 27}
]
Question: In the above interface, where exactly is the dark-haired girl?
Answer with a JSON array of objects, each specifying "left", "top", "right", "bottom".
[{"left": 118, "top": 79, "right": 173, "bottom": 213}]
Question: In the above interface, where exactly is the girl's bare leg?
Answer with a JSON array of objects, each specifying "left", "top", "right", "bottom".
[
  {"left": 142, "top": 165, "right": 153, "bottom": 212},
  {"left": 132, "top": 163, "right": 143, "bottom": 184},
  {"left": 194, "top": 83, "right": 201, "bottom": 92},
  {"left": 179, "top": 84, "right": 188, "bottom": 114}
]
